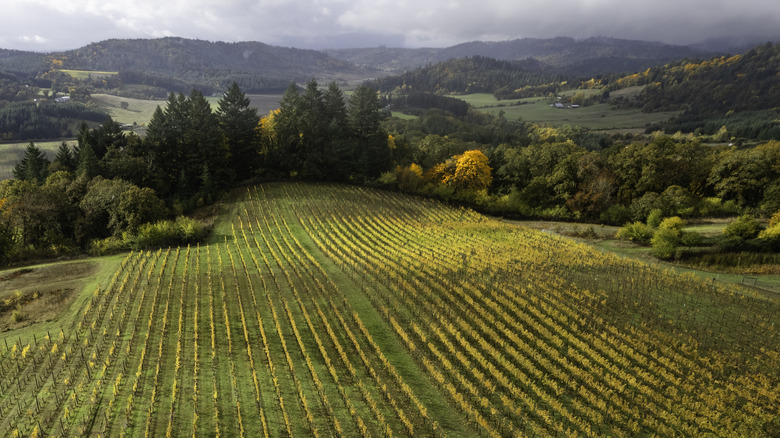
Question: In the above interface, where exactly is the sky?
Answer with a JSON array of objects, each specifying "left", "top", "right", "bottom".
[{"left": 1, "top": 0, "right": 779, "bottom": 52}]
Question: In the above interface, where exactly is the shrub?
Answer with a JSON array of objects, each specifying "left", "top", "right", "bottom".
[
  {"left": 681, "top": 231, "right": 704, "bottom": 246},
  {"left": 768, "top": 211, "right": 780, "bottom": 228},
  {"left": 174, "top": 216, "right": 207, "bottom": 242},
  {"left": 377, "top": 171, "right": 397, "bottom": 189},
  {"left": 723, "top": 215, "right": 762, "bottom": 240},
  {"left": 757, "top": 213, "right": 780, "bottom": 249},
  {"left": 697, "top": 197, "right": 740, "bottom": 217},
  {"left": 599, "top": 204, "right": 631, "bottom": 225},
  {"left": 616, "top": 222, "right": 654, "bottom": 244},
  {"left": 131, "top": 216, "right": 207, "bottom": 249},
  {"left": 658, "top": 216, "right": 687, "bottom": 232},
  {"left": 10, "top": 309, "right": 24, "bottom": 323},
  {"left": 91, "top": 236, "right": 130, "bottom": 255},
  {"left": 646, "top": 208, "right": 664, "bottom": 228},
  {"left": 651, "top": 228, "right": 680, "bottom": 259},
  {"left": 650, "top": 216, "right": 686, "bottom": 259}
]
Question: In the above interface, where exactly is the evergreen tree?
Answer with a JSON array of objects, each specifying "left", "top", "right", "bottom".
[
  {"left": 298, "top": 79, "right": 328, "bottom": 179},
  {"left": 217, "top": 82, "right": 260, "bottom": 181},
  {"left": 76, "top": 142, "right": 100, "bottom": 179},
  {"left": 144, "top": 91, "right": 228, "bottom": 204},
  {"left": 77, "top": 118, "right": 125, "bottom": 160},
  {"left": 272, "top": 83, "right": 303, "bottom": 174},
  {"left": 348, "top": 85, "right": 391, "bottom": 178},
  {"left": 186, "top": 89, "right": 228, "bottom": 197},
  {"left": 323, "top": 81, "right": 351, "bottom": 179},
  {"left": 51, "top": 141, "right": 77, "bottom": 173},
  {"left": 13, "top": 142, "right": 50, "bottom": 183}
]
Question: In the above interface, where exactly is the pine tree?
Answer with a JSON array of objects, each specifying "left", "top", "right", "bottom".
[
  {"left": 272, "top": 83, "right": 303, "bottom": 174},
  {"left": 348, "top": 85, "right": 391, "bottom": 178},
  {"left": 13, "top": 142, "right": 50, "bottom": 183},
  {"left": 323, "top": 81, "right": 351, "bottom": 180},
  {"left": 216, "top": 82, "right": 260, "bottom": 182},
  {"left": 52, "top": 142, "right": 77, "bottom": 172}
]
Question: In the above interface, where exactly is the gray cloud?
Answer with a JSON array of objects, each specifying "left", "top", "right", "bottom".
[{"left": 0, "top": 0, "right": 778, "bottom": 52}]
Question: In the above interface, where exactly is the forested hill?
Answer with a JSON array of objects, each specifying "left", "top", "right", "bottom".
[
  {"left": 326, "top": 37, "right": 712, "bottom": 75},
  {"left": 0, "top": 48, "right": 48, "bottom": 78},
  {"left": 371, "top": 56, "right": 572, "bottom": 98},
  {"left": 615, "top": 42, "right": 780, "bottom": 115},
  {"left": 46, "top": 37, "right": 373, "bottom": 88}
]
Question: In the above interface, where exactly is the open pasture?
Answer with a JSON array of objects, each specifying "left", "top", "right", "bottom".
[
  {"left": 456, "top": 92, "right": 679, "bottom": 132},
  {"left": 0, "top": 183, "right": 777, "bottom": 437},
  {"left": 57, "top": 70, "right": 119, "bottom": 80},
  {"left": 0, "top": 140, "right": 75, "bottom": 181}
]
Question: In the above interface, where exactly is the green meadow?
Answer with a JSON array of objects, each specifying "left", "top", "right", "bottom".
[{"left": 456, "top": 92, "right": 680, "bottom": 132}]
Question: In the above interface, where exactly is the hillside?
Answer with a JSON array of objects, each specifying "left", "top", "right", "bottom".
[
  {"left": 52, "top": 38, "right": 371, "bottom": 81},
  {"left": 326, "top": 37, "right": 712, "bottom": 75},
  {"left": 0, "top": 183, "right": 777, "bottom": 436},
  {"left": 612, "top": 42, "right": 780, "bottom": 137},
  {"left": 45, "top": 37, "right": 375, "bottom": 93},
  {"left": 0, "top": 48, "right": 48, "bottom": 78},
  {"left": 371, "top": 56, "right": 570, "bottom": 97}
]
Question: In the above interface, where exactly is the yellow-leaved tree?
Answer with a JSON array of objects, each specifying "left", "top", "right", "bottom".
[
  {"left": 395, "top": 163, "right": 424, "bottom": 192},
  {"left": 447, "top": 150, "right": 492, "bottom": 191}
]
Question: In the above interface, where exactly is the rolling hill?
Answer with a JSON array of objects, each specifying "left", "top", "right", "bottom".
[
  {"left": 326, "top": 36, "right": 713, "bottom": 75},
  {"left": 49, "top": 37, "right": 373, "bottom": 84}
]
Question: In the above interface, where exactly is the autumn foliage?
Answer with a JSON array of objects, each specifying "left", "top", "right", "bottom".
[{"left": 425, "top": 149, "right": 492, "bottom": 192}]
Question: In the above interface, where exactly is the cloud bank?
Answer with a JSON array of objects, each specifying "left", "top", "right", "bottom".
[{"left": 1, "top": 0, "right": 778, "bottom": 51}]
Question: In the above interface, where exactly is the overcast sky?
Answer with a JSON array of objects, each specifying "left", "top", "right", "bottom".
[{"left": 2, "top": 0, "right": 779, "bottom": 52}]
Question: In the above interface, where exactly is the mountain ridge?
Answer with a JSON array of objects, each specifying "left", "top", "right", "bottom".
[
  {"left": 1, "top": 35, "right": 728, "bottom": 84},
  {"left": 325, "top": 36, "right": 717, "bottom": 74}
]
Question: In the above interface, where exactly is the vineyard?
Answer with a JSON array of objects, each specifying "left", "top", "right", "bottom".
[{"left": 1, "top": 182, "right": 779, "bottom": 437}]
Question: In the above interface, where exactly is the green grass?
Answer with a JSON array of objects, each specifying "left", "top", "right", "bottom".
[
  {"left": 90, "top": 94, "right": 166, "bottom": 127},
  {"left": 58, "top": 69, "right": 118, "bottom": 80},
  {"left": 0, "top": 255, "right": 124, "bottom": 345},
  {"left": 683, "top": 222, "right": 728, "bottom": 235},
  {"left": 608, "top": 85, "right": 646, "bottom": 99},
  {"left": 455, "top": 92, "right": 679, "bottom": 132}
]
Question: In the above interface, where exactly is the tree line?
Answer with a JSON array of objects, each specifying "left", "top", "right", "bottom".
[
  {"left": 379, "top": 107, "right": 779, "bottom": 226},
  {"left": 0, "top": 80, "right": 392, "bottom": 264},
  {"left": 372, "top": 56, "right": 574, "bottom": 99},
  {"left": 3, "top": 78, "right": 779, "bottom": 266}
]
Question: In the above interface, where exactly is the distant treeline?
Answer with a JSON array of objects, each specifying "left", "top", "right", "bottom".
[
  {"left": 381, "top": 91, "right": 470, "bottom": 117},
  {"left": 656, "top": 109, "right": 780, "bottom": 140},
  {"left": 610, "top": 43, "right": 780, "bottom": 116},
  {"left": 0, "top": 100, "right": 107, "bottom": 141},
  {"left": 371, "top": 56, "right": 575, "bottom": 99}
]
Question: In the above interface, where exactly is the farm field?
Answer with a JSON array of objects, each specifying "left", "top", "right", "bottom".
[
  {"left": 455, "top": 93, "right": 680, "bottom": 132},
  {"left": 0, "top": 183, "right": 779, "bottom": 437},
  {"left": 0, "top": 141, "right": 76, "bottom": 181},
  {"left": 90, "top": 94, "right": 166, "bottom": 127},
  {"left": 92, "top": 93, "right": 283, "bottom": 127}
]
